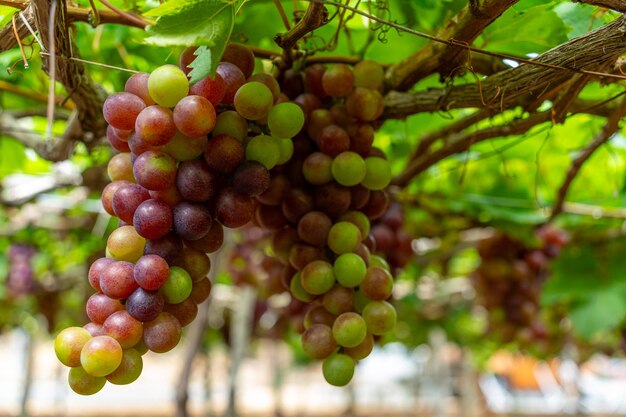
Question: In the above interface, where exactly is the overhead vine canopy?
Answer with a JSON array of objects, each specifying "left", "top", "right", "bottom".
[{"left": 2, "top": 0, "right": 626, "bottom": 356}]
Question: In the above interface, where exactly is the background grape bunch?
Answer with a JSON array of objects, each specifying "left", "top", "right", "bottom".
[
  {"left": 471, "top": 227, "right": 569, "bottom": 345},
  {"left": 7, "top": 244, "right": 37, "bottom": 297},
  {"left": 54, "top": 43, "right": 401, "bottom": 393}
]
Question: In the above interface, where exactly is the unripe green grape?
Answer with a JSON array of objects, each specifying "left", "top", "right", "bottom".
[
  {"left": 163, "top": 131, "right": 207, "bottom": 161},
  {"left": 362, "top": 300, "right": 397, "bottom": 335},
  {"left": 106, "top": 348, "right": 143, "bottom": 385},
  {"left": 148, "top": 65, "right": 189, "bottom": 108},
  {"left": 339, "top": 211, "right": 370, "bottom": 238},
  {"left": 331, "top": 151, "right": 366, "bottom": 186},
  {"left": 268, "top": 102, "right": 305, "bottom": 138},
  {"left": 55, "top": 327, "right": 92, "bottom": 367},
  {"left": 68, "top": 367, "right": 106, "bottom": 396},
  {"left": 246, "top": 134, "right": 280, "bottom": 169},
  {"left": 213, "top": 110, "right": 249, "bottom": 141},
  {"left": 276, "top": 138, "right": 294, "bottom": 165},
  {"left": 300, "top": 260, "right": 335, "bottom": 295},
  {"left": 361, "top": 157, "right": 391, "bottom": 190},
  {"left": 161, "top": 266, "right": 193, "bottom": 304},
  {"left": 327, "top": 221, "right": 362, "bottom": 255},
  {"left": 234, "top": 82, "right": 273, "bottom": 120},
  {"left": 290, "top": 271, "right": 314, "bottom": 302},
  {"left": 332, "top": 312, "right": 367, "bottom": 348},
  {"left": 322, "top": 353, "right": 355, "bottom": 386},
  {"left": 333, "top": 253, "right": 367, "bottom": 288}
]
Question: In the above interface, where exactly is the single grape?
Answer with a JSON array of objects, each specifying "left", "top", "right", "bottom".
[
  {"left": 164, "top": 298, "right": 198, "bottom": 327},
  {"left": 307, "top": 108, "right": 335, "bottom": 140},
  {"left": 353, "top": 60, "right": 384, "bottom": 89},
  {"left": 322, "top": 285, "right": 355, "bottom": 315},
  {"left": 339, "top": 211, "right": 371, "bottom": 238},
  {"left": 301, "top": 324, "right": 337, "bottom": 360},
  {"left": 126, "top": 288, "right": 165, "bottom": 322},
  {"left": 289, "top": 243, "right": 326, "bottom": 271},
  {"left": 134, "top": 105, "right": 177, "bottom": 146},
  {"left": 304, "top": 305, "right": 336, "bottom": 329},
  {"left": 149, "top": 185, "right": 183, "bottom": 207},
  {"left": 107, "top": 225, "right": 146, "bottom": 262},
  {"left": 161, "top": 266, "right": 193, "bottom": 304},
  {"left": 361, "top": 157, "right": 391, "bottom": 190},
  {"left": 107, "top": 152, "right": 135, "bottom": 182},
  {"left": 362, "top": 300, "right": 396, "bottom": 335},
  {"left": 276, "top": 138, "right": 294, "bottom": 165},
  {"left": 106, "top": 348, "right": 143, "bottom": 385},
  {"left": 305, "top": 63, "right": 327, "bottom": 97},
  {"left": 322, "top": 64, "right": 355, "bottom": 97},
  {"left": 103, "top": 92, "right": 146, "bottom": 130},
  {"left": 318, "top": 125, "right": 350, "bottom": 157},
  {"left": 347, "top": 122, "right": 374, "bottom": 156},
  {"left": 143, "top": 233, "right": 182, "bottom": 265},
  {"left": 148, "top": 64, "right": 189, "bottom": 108},
  {"left": 314, "top": 183, "right": 352, "bottom": 218},
  {"left": 133, "top": 150, "right": 177, "bottom": 191},
  {"left": 80, "top": 335, "right": 123, "bottom": 377},
  {"left": 233, "top": 161, "right": 270, "bottom": 197},
  {"left": 55, "top": 327, "right": 92, "bottom": 367},
  {"left": 102, "top": 310, "right": 143, "bottom": 349},
  {"left": 289, "top": 271, "right": 314, "bottom": 302},
  {"left": 297, "top": 211, "right": 332, "bottom": 247},
  {"left": 204, "top": 134, "right": 244, "bottom": 173},
  {"left": 221, "top": 43, "right": 255, "bottom": 78},
  {"left": 163, "top": 131, "right": 207, "bottom": 162},
  {"left": 68, "top": 367, "right": 106, "bottom": 396},
  {"left": 344, "top": 333, "right": 374, "bottom": 360},
  {"left": 189, "top": 73, "right": 226, "bottom": 106},
  {"left": 334, "top": 253, "right": 367, "bottom": 288},
  {"left": 189, "top": 277, "right": 212, "bottom": 304},
  {"left": 322, "top": 353, "right": 355, "bottom": 386},
  {"left": 184, "top": 221, "right": 224, "bottom": 254},
  {"left": 234, "top": 82, "right": 274, "bottom": 121},
  {"left": 212, "top": 110, "right": 248, "bottom": 141},
  {"left": 361, "top": 267, "right": 393, "bottom": 300},
  {"left": 107, "top": 125, "right": 131, "bottom": 152},
  {"left": 361, "top": 190, "right": 390, "bottom": 220},
  {"left": 216, "top": 62, "right": 246, "bottom": 104},
  {"left": 112, "top": 183, "right": 150, "bottom": 224},
  {"left": 102, "top": 180, "right": 132, "bottom": 216},
  {"left": 331, "top": 151, "right": 366, "bottom": 187},
  {"left": 142, "top": 312, "right": 182, "bottom": 353},
  {"left": 328, "top": 221, "right": 362, "bottom": 255},
  {"left": 248, "top": 73, "right": 280, "bottom": 100},
  {"left": 173, "top": 95, "right": 216, "bottom": 137},
  {"left": 300, "top": 260, "right": 335, "bottom": 295},
  {"left": 134, "top": 254, "right": 169, "bottom": 291},
  {"left": 268, "top": 102, "right": 305, "bottom": 138},
  {"left": 294, "top": 93, "right": 322, "bottom": 120},
  {"left": 215, "top": 188, "right": 254, "bottom": 228},
  {"left": 245, "top": 134, "right": 280, "bottom": 169},
  {"left": 86, "top": 293, "right": 124, "bottom": 324},
  {"left": 100, "top": 261, "right": 138, "bottom": 300},
  {"left": 174, "top": 247, "right": 210, "bottom": 282},
  {"left": 175, "top": 160, "right": 217, "bottom": 202},
  {"left": 125, "top": 72, "right": 155, "bottom": 105},
  {"left": 346, "top": 87, "right": 384, "bottom": 121},
  {"left": 88, "top": 258, "right": 114, "bottom": 293},
  {"left": 173, "top": 202, "right": 212, "bottom": 241},
  {"left": 332, "top": 312, "right": 367, "bottom": 348},
  {"left": 302, "top": 152, "right": 333, "bottom": 185}
]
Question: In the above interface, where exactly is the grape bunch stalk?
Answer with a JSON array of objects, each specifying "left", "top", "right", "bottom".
[
  {"left": 54, "top": 42, "right": 401, "bottom": 393},
  {"left": 471, "top": 226, "right": 568, "bottom": 344}
]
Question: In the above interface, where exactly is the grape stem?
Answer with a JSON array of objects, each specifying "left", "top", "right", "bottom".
[{"left": 273, "top": 1, "right": 329, "bottom": 50}]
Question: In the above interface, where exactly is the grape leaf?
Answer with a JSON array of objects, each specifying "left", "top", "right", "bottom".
[
  {"left": 144, "top": 0, "right": 235, "bottom": 48},
  {"left": 187, "top": 46, "right": 213, "bottom": 85}
]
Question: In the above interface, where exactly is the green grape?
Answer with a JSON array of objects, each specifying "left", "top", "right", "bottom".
[
  {"left": 212, "top": 110, "right": 248, "bottom": 141},
  {"left": 161, "top": 266, "right": 193, "bottom": 304},
  {"left": 361, "top": 157, "right": 391, "bottom": 190},
  {"left": 332, "top": 312, "right": 367, "bottom": 348},
  {"left": 300, "top": 260, "right": 335, "bottom": 295},
  {"left": 163, "top": 131, "right": 207, "bottom": 161},
  {"left": 327, "top": 221, "right": 362, "bottom": 255},
  {"left": 322, "top": 353, "right": 355, "bottom": 386},
  {"left": 234, "top": 82, "right": 274, "bottom": 120},
  {"left": 106, "top": 348, "right": 143, "bottom": 385},
  {"left": 362, "top": 300, "right": 397, "bottom": 335},
  {"left": 353, "top": 60, "right": 384, "bottom": 90},
  {"left": 276, "top": 138, "right": 294, "bottom": 165},
  {"left": 333, "top": 253, "right": 367, "bottom": 288},
  {"left": 68, "top": 367, "right": 106, "bottom": 396},
  {"left": 246, "top": 134, "right": 280, "bottom": 169},
  {"left": 55, "top": 327, "right": 92, "bottom": 367},
  {"left": 107, "top": 226, "right": 146, "bottom": 262},
  {"left": 331, "top": 151, "right": 366, "bottom": 186},
  {"left": 290, "top": 271, "right": 314, "bottom": 302},
  {"left": 339, "top": 211, "right": 371, "bottom": 238},
  {"left": 268, "top": 102, "right": 305, "bottom": 138},
  {"left": 148, "top": 65, "right": 189, "bottom": 108}
]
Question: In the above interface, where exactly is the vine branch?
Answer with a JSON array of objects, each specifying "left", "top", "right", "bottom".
[
  {"left": 573, "top": 0, "right": 626, "bottom": 12},
  {"left": 549, "top": 95, "right": 626, "bottom": 221},
  {"left": 274, "top": 1, "right": 329, "bottom": 50}
]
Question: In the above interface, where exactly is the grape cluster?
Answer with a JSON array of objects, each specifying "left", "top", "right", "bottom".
[
  {"left": 370, "top": 202, "right": 413, "bottom": 273},
  {"left": 54, "top": 44, "right": 308, "bottom": 395},
  {"left": 471, "top": 226, "right": 568, "bottom": 344},
  {"left": 7, "top": 244, "right": 37, "bottom": 297},
  {"left": 55, "top": 43, "right": 399, "bottom": 392}
]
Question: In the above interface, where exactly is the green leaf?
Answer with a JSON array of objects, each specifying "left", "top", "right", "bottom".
[
  {"left": 144, "top": 0, "right": 235, "bottom": 48},
  {"left": 188, "top": 46, "right": 213, "bottom": 85},
  {"left": 570, "top": 288, "right": 626, "bottom": 340}
]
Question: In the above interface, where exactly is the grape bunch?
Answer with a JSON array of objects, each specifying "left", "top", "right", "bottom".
[
  {"left": 6, "top": 244, "right": 37, "bottom": 297},
  {"left": 54, "top": 43, "right": 307, "bottom": 395},
  {"left": 471, "top": 226, "right": 568, "bottom": 344},
  {"left": 370, "top": 202, "right": 414, "bottom": 273}
]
